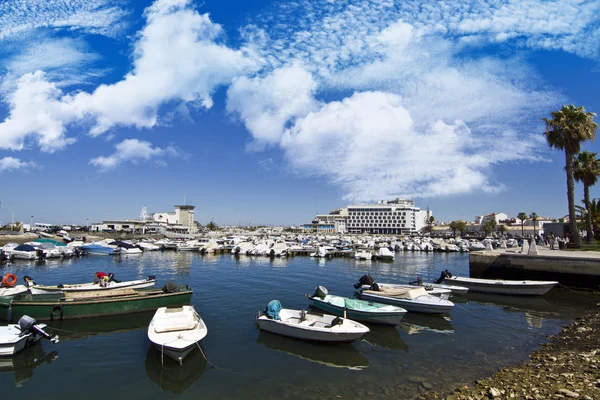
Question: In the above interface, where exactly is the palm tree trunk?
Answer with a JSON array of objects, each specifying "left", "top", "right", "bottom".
[
  {"left": 584, "top": 184, "right": 593, "bottom": 243},
  {"left": 566, "top": 151, "right": 581, "bottom": 247},
  {"left": 521, "top": 222, "right": 524, "bottom": 237}
]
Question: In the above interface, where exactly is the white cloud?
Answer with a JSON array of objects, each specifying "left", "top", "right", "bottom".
[
  {"left": 0, "top": 0, "right": 127, "bottom": 40},
  {"left": 281, "top": 91, "right": 541, "bottom": 201},
  {"left": 226, "top": 65, "right": 320, "bottom": 150},
  {"left": 0, "top": 157, "right": 36, "bottom": 172},
  {"left": 89, "top": 139, "right": 180, "bottom": 171},
  {"left": 0, "top": 0, "right": 258, "bottom": 152},
  {"left": 0, "top": 37, "right": 100, "bottom": 93},
  {"left": 227, "top": 8, "right": 561, "bottom": 200},
  {"left": 0, "top": 71, "right": 77, "bottom": 152}
]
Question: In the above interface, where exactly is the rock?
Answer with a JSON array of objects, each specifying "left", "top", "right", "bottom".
[
  {"left": 488, "top": 387, "right": 501, "bottom": 398},
  {"left": 409, "top": 376, "right": 427, "bottom": 383},
  {"left": 557, "top": 388, "right": 580, "bottom": 398},
  {"left": 421, "top": 382, "right": 433, "bottom": 390}
]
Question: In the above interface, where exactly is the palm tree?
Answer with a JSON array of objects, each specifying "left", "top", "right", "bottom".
[
  {"left": 530, "top": 212, "right": 538, "bottom": 238},
  {"left": 427, "top": 215, "right": 435, "bottom": 235},
  {"left": 517, "top": 212, "right": 528, "bottom": 237},
  {"left": 498, "top": 224, "right": 507, "bottom": 236},
  {"left": 573, "top": 151, "right": 600, "bottom": 243},
  {"left": 206, "top": 221, "right": 217, "bottom": 231},
  {"left": 543, "top": 104, "right": 598, "bottom": 248}
]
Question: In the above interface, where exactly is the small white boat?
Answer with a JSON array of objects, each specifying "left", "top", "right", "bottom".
[
  {"left": 256, "top": 301, "right": 369, "bottom": 343},
  {"left": 309, "top": 287, "right": 406, "bottom": 325},
  {"left": 0, "top": 315, "right": 59, "bottom": 357},
  {"left": 376, "top": 247, "right": 394, "bottom": 261},
  {"left": 354, "top": 251, "right": 373, "bottom": 260},
  {"left": 408, "top": 281, "right": 469, "bottom": 296},
  {"left": 148, "top": 306, "right": 207, "bottom": 364},
  {"left": 27, "top": 275, "right": 156, "bottom": 295},
  {"left": 359, "top": 286, "right": 454, "bottom": 314},
  {"left": 443, "top": 276, "right": 558, "bottom": 296},
  {"left": 176, "top": 242, "right": 200, "bottom": 251},
  {"left": 137, "top": 242, "right": 161, "bottom": 251},
  {"left": 354, "top": 274, "right": 451, "bottom": 297}
]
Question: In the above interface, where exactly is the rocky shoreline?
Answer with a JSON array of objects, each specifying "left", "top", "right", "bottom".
[{"left": 420, "top": 312, "right": 600, "bottom": 400}]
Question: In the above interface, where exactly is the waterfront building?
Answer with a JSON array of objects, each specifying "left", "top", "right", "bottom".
[
  {"left": 91, "top": 204, "right": 197, "bottom": 234},
  {"left": 305, "top": 199, "right": 429, "bottom": 235}
]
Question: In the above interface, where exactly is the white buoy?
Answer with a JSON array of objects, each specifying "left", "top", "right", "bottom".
[
  {"left": 521, "top": 240, "right": 530, "bottom": 254},
  {"left": 528, "top": 239, "right": 538, "bottom": 255},
  {"left": 485, "top": 241, "right": 494, "bottom": 251}
]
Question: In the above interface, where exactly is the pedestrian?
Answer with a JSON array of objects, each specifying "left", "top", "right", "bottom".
[{"left": 549, "top": 234, "right": 556, "bottom": 250}]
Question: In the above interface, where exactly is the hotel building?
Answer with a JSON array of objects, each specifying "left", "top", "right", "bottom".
[{"left": 305, "top": 198, "right": 430, "bottom": 235}]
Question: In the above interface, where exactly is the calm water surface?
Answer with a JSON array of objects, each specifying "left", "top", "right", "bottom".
[{"left": 1, "top": 252, "right": 598, "bottom": 399}]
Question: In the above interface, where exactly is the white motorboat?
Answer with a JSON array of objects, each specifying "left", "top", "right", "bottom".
[
  {"left": 137, "top": 242, "right": 161, "bottom": 251},
  {"left": 232, "top": 242, "right": 254, "bottom": 255},
  {"left": 408, "top": 281, "right": 469, "bottom": 296},
  {"left": 176, "top": 242, "right": 200, "bottom": 251},
  {"left": 148, "top": 306, "right": 207, "bottom": 364},
  {"left": 443, "top": 276, "right": 558, "bottom": 296},
  {"left": 26, "top": 275, "right": 156, "bottom": 295},
  {"left": 0, "top": 315, "right": 59, "bottom": 357},
  {"left": 359, "top": 286, "right": 454, "bottom": 314},
  {"left": 9, "top": 244, "right": 41, "bottom": 260},
  {"left": 354, "top": 274, "right": 451, "bottom": 297},
  {"left": 376, "top": 247, "right": 394, "bottom": 261},
  {"left": 309, "top": 287, "right": 406, "bottom": 325},
  {"left": 354, "top": 251, "right": 373, "bottom": 260},
  {"left": 256, "top": 301, "right": 369, "bottom": 343}
]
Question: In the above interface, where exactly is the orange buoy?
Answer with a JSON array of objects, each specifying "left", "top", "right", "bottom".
[{"left": 2, "top": 273, "right": 17, "bottom": 287}]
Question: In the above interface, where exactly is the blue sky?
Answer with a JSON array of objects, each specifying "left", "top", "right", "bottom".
[{"left": 0, "top": 0, "right": 599, "bottom": 227}]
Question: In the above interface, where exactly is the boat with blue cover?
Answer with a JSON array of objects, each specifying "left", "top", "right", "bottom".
[
  {"left": 309, "top": 286, "right": 406, "bottom": 326},
  {"left": 79, "top": 243, "right": 119, "bottom": 255}
]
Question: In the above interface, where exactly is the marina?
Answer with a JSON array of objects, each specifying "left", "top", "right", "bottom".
[{"left": 0, "top": 249, "right": 598, "bottom": 398}]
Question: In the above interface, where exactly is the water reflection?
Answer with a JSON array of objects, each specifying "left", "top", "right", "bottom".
[
  {"left": 465, "top": 292, "right": 553, "bottom": 314},
  {"left": 399, "top": 313, "right": 455, "bottom": 335},
  {"left": 145, "top": 346, "right": 207, "bottom": 394},
  {"left": 256, "top": 331, "right": 369, "bottom": 370},
  {"left": 364, "top": 325, "right": 408, "bottom": 351},
  {"left": 0, "top": 342, "right": 58, "bottom": 386},
  {"left": 46, "top": 312, "right": 154, "bottom": 340}
]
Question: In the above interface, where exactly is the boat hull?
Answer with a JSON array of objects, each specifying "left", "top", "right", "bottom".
[
  {"left": 256, "top": 309, "right": 369, "bottom": 343},
  {"left": 6, "top": 289, "right": 193, "bottom": 321},
  {"left": 359, "top": 292, "right": 454, "bottom": 314},
  {"left": 444, "top": 277, "right": 558, "bottom": 296},
  {"left": 310, "top": 299, "right": 405, "bottom": 326},
  {"left": 29, "top": 279, "right": 156, "bottom": 295}
]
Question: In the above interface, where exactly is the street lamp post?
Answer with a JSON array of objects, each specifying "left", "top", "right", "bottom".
[{"left": 30, "top": 215, "right": 33, "bottom": 231}]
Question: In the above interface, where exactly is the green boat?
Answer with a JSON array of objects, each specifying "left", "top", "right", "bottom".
[{"left": 4, "top": 286, "right": 193, "bottom": 322}]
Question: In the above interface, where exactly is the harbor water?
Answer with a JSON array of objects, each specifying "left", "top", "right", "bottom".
[{"left": 1, "top": 252, "right": 598, "bottom": 399}]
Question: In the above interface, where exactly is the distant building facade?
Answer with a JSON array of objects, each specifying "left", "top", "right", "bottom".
[
  {"left": 304, "top": 198, "right": 429, "bottom": 235},
  {"left": 91, "top": 204, "right": 197, "bottom": 234}
]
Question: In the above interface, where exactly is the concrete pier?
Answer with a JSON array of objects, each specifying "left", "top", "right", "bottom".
[{"left": 469, "top": 247, "right": 600, "bottom": 289}]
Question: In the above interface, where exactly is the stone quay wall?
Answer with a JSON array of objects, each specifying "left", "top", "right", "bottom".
[{"left": 469, "top": 251, "right": 600, "bottom": 289}]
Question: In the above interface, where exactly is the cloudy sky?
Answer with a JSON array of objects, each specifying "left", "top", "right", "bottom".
[{"left": 0, "top": 0, "right": 599, "bottom": 226}]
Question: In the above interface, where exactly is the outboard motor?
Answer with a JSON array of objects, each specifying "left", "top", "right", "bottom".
[
  {"left": 265, "top": 300, "right": 282, "bottom": 320},
  {"left": 354, "top": 274, "right": 375, "bottom": 289},
  {"left": 435, "top": 269, "right": 453, "bottom": 284},
  {"left": 162, "top": 281, "right": 178, "bottom": 293},
  {"left": 23, "top": 275, "right": 36, "bottom": 287},
  {"left": 18, "top": 315, "right": 59, "bottom": 343},
  {"left": 313, "top": 285, "right": 328, "bottom": 299}
]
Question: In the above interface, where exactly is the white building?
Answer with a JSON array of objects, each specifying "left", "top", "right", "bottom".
[
  {"left": 305, "top": 199, "right": 429, "bottom": 235},
  {"left": 91, "top": 204, "right": 197, "bottom": 234},
  {"left": 481, "top": 213, "right": 509, "bottom": 225}
]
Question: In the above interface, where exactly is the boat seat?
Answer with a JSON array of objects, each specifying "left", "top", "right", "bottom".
[{"left": 153, "top": 316, "right": 197, "bottom": 333}]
